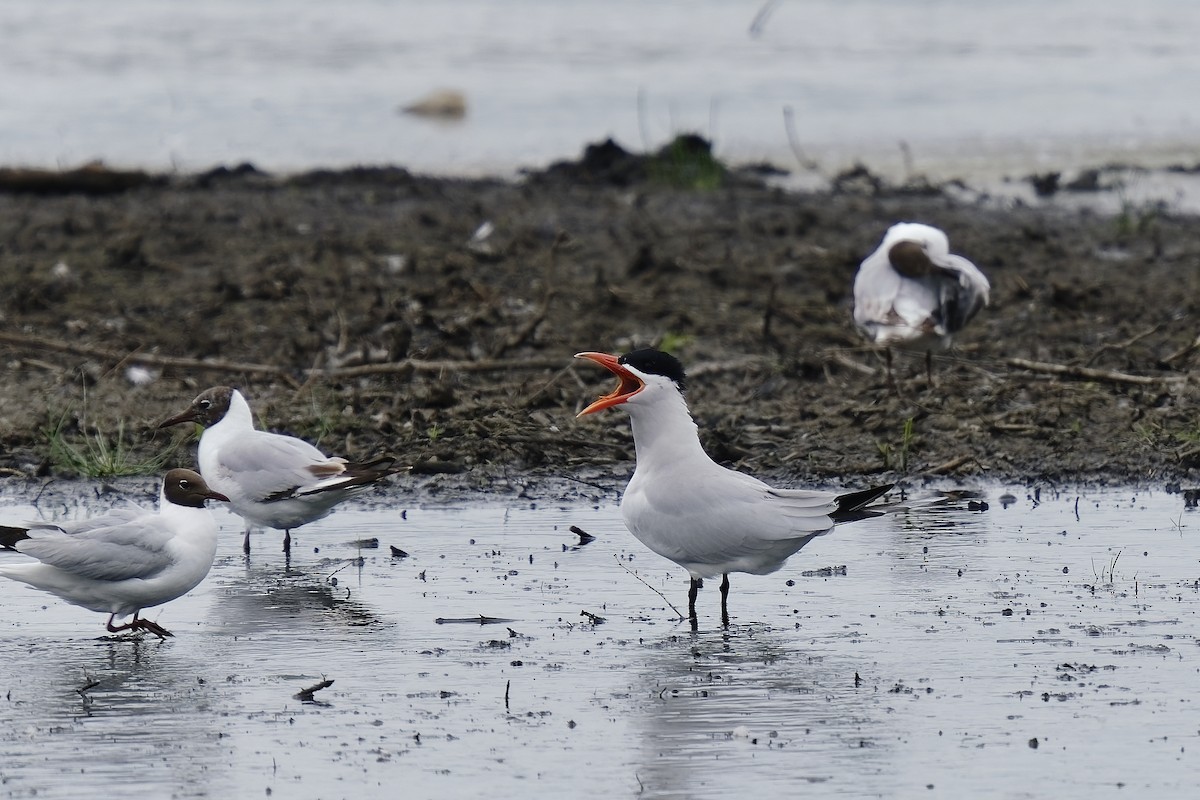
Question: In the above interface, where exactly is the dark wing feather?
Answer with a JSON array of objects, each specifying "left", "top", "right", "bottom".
[
  {"left": 831, "top": 484, "right": 894, "bottom": 523},
  {"left": 0, "top": 525, "right": 30, "bottom": 550}
]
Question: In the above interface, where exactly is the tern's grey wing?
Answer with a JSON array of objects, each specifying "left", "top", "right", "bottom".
[
  {"left": 764, "top": 486, "right": 841, "bottom": 514},
  {"left": 626, "top": 468, "right": 835, "bottom": 562},
  {"left": 216, "top": 432, "right": 343, "bottom": 502},
  {"left": 16, "top": 515, "right": 175, "bottom": 581}
]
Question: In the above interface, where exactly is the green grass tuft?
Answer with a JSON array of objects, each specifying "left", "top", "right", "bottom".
[
  {"left": 648, "top": 134, "right": 727, "bottom": 190},
  {"left": 45, "top": 412, "right": 178, "bottom": 478}
]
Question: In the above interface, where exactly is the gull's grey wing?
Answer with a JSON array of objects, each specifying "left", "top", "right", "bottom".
[
  {"left": 55, "top": 506, "right": 144, "bottom": 536},
  {"left": 16, "top": 513, "right": 176, "bottom": 582},
  {"left": 215, "top": 431, "right": 344, "bottom": 502}
]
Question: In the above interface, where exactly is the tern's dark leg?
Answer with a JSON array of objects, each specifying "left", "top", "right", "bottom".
[
  {"left": 720, "top": 574, "right": 730, "bottom": 627},
  {"left": 688, "top": 577, "right": 701, "bottom": 622},
  {"left": 283, "top": 530, "right": 292, "bottom": 554}
]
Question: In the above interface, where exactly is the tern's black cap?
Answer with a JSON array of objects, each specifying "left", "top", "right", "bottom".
[{"left": 619, "top": 349, "right": 687, "bottom": 391}]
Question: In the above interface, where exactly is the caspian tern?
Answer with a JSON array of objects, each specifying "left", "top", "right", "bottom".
[
  {"left": 0, "top": 469, "right": 228, "bottom": 638},
  {"left": 158, "top": 386, "right": 401, "bottom": 554},
  {"left": 575, "top": 349, "right": 893, "bottom": 625},
  {"left": 852, "top": 222, "right": 990, "bottom": 384}
]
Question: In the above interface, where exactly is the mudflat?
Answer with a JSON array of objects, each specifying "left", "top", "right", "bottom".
[{"left": 1, "top": 141, "right": 1197, "bottom": 496}]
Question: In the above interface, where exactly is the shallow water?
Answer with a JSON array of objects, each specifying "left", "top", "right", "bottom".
[
  {"left": 3, "top": 0, "right": 1199, "bottom": 183},
  {"left": 1, "top": 486, "right": 1198, "bottom": 798}
]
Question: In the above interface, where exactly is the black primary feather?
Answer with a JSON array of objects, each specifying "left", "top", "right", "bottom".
[
  {"left": 0, "top": 525, "right": 31, "bottom": 550},
  {"left": 830, "top": 484, "right": 894, "bottom": 523}
]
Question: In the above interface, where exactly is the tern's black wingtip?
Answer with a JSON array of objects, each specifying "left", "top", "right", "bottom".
[
  {"left": 833, "top": 483, "right": 894, "bottom": 516},
  {"left": 0, "top": 525, "right": 31, "bottom": 550}
]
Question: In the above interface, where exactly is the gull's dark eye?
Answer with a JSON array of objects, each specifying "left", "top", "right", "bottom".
[
  {"left": 198, "top": 400, "right": 211, "bottom": 410},
  {"left": 179, "top": 479, "right": 191, "bottom": 490}
]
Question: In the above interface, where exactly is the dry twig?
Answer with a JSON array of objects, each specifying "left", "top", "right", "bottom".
[
  {"left": 0, "top": 331, "right": 286, "bottom": 377},
  {"left": 1005, "top": 357, "right": 1189, "bottom": 387},
  {"left": 824, "top": 351, "right": 878, "bottom": 376},
  {"left": 614, "top": 555, "right": 686, "bottom": 621},
  {"left": 923, "top": 454, "right": 976, "bottom": 476},
  {"left": 0, "top": 331, "right": 567, "bottom": 380},
  {"left": 295, "top": 678, "right": 334, "bottom": 701},
  {"left": 1083, "top": 325, "right": 1161, "bottom": 367},
  {"left": 1163, "top": 333, "right": 1200, "bottom": 366}
]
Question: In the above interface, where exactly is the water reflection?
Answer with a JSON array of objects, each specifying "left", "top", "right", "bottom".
[
  {"left": 209, "top": 555, "right": 386, "bottom": 633},
  {"left": 632, "top": 625, "right": 891, "bottom": 798},
  {"left": 0, "top": 636, "right": 230, "bottom": 799}
]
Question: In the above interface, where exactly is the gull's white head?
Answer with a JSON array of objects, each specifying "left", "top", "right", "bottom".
[
  {"left": 879, "top": 222, "right": 951, "bottom": 265},
  {"left": 573, "top": 349, "right": 687, "bottom": 417}
]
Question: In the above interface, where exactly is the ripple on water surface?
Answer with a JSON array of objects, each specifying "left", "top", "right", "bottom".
[{"left": 0, "top": 487, "right": 1197, "bottom": 798}]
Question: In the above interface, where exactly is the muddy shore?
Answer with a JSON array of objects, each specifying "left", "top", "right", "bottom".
[{"left": 1, "top": 140, "right": 1197, "bottom": 501}]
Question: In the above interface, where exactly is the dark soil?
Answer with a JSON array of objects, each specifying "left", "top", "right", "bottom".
[{"left": 1, "top": 139, "right": 1198, "bottom": 501}]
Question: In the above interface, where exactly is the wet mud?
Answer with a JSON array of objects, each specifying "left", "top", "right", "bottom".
[{"left": 0, "top": 140, "right": 1198, "bottom": 498}]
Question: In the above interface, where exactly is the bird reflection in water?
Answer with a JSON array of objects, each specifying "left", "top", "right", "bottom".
[{"left": 212, "top": 557, "right": 384, "bottom": 633}]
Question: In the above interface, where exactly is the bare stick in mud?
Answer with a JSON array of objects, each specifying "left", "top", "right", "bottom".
[
  {"left": 1083, "top": 324, "right": 1161, "bottom": 367},
  {"left": 326, "top": 356, "right": 567, "bottom": 378},
  {"left": 613, "top": 555, "right": 687, "bottom": 621},
  {"left": 1162, "top": 332, "right": 1200, "bottom": 366},
  {"left": 0, "top": 331, "right": 568, "bottom": 380},
  {"left": 923, "top": 454, "right": 977, "bottom": 476},
  {"left": 824, "top": 351, "right": 878, "bottom": 376},
  {"left": 569, "top": 525, "right": 596, "bottom": 545},
  {"left": 1005, "top": 357, "right": 1188, "bottom": 386},
  {"left": 0, "top": 331, "right": 289, "bottom": 379},
  {"left": 295, "top": 678, "right": 334, "bottom": 701}
]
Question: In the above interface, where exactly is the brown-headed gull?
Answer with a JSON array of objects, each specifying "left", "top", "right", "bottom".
[
  {"left": 0, "top": 468, "right": 228, "bottom": 638},
  {"left": 158, "top": 386, "right": 401, "bottom": 554},
  {"left": 575, "top": 349, "right": 892, "bottom": 625},
  {"left": 852, "top": 222, "right": 990, "bottom": 383}
]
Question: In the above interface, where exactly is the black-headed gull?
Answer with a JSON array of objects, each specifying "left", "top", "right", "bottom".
[
  {"left": 0, "top": 468, "right": 228, "bottom": 638},
  {"left": 575, "top": 349, "right": 892, "bottom": 625},
  {"left": 158, "top": 386, "right": 401, "bottom": 554},
  {"left": 852, "top": 222, "right": 990, "bottom": 383}
]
